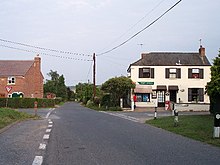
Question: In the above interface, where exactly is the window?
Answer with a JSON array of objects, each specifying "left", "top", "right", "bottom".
[
  {"left": 165, "top": 68, "right": 181, "bottom": 79},
  {"left": 8, "top": 77, "right": 15, "bottom": 84},
  {"left": 139, "top": 68, "right": 154, "bottom": 78},
  {"left": 188, "top": 68, "right": 203, "bottom": 79},
  {"left": 136, "top": 93, "right": 150, "bottom": 102},
  {"left": 188, "top": 88, "right": 204, "bottom": 102}
]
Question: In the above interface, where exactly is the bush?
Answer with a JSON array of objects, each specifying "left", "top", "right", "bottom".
[
  {"left": 0, "top": 98, "right": 62, "bottom": 108},
  {"left": 108, "top": 106, "right": 122, "bottom": 111}
]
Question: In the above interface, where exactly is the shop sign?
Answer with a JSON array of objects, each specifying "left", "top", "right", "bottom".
[{"left": 138, "top": 82, "right": 154, "bottom": 85}]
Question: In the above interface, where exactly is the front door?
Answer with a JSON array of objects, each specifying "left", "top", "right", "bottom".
[
  {"left": 170, "top": 90, "right": 177, "bottom": 103},
  {"left": 157, "top": 91, "right": 165, "bottom": 107}
]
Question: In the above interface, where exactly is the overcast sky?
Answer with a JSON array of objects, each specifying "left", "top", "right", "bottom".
[{"left": 0, "top": 0, "right": 219, "bottom": 86}]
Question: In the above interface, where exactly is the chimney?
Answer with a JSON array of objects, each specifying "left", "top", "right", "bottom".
[
  {"left": 199, "top": 45, "right": 205, "bottom": 57},
  {"left": 34, "top": 54, "right": 41, "bottom": 70}
]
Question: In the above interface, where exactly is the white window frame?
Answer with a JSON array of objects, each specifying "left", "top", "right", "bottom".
[
  {"left": 8, "top": 77, "right": 16, "bottom": 85},
  {"left": 169, "top": 68, "right": 177, "bottom": 79}
]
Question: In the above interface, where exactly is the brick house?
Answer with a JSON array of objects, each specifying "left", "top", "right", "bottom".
[
  {"left": 0, "top": 55, "right": 44, "bottom": 98},
  {"left": 127, "top": 46, "right": 211, "bottom": 108}
]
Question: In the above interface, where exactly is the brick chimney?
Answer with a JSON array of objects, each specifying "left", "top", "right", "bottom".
[
  {"left": 34, "top": 54, "right": 41, "bottom": 70},
  {"left": 199, "top": 45, "right": 205, "bottom": 57}
]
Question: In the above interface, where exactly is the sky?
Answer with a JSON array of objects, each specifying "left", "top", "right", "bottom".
[{"left": 0, "top": 0, "right": 220, "bottom": 86}]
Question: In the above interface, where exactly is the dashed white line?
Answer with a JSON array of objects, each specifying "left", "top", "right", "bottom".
[
  {"left": 45, "top": 108, "right": 55, "bottom": 119},
  {"left": 49, "top": 121, "right": 53, "bottom": 124},
  {"left": 46, "top": 129, "right": 51, "bottom": 133},
  {"left": 32, "top": 156, "right": 43, "bottom": 165},
  {"left": 39, "top": 143, "right": 46, "bottom": 150},
  {"left": 48, "top": 125, "right": 53, "bottom": 128},
  {"left": 43, "top": 134, "right": 50, "bottom": 140}
]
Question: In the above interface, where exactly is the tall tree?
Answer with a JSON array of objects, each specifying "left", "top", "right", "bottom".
[
  {"left": 44, "top": 70, "right": 67, "bottom": 99},
  {"left": 206, "top": 50, "right": 220, "bottom": 113},
  {"left": 101, "top": 76, "right": 135, "bottom": 106}
]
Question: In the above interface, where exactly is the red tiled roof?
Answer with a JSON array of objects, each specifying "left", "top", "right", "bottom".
[{"left": 0, "top": 60, "right": 34, "bottom": 76}]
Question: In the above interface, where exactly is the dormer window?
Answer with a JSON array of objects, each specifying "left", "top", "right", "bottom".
[{"left": 8, "top": 77, "right": 15, "bottom": 85}]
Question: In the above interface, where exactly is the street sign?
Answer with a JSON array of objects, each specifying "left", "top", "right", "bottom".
[{"left": 5, "top": 86, "right": 12, "bottom": 93}]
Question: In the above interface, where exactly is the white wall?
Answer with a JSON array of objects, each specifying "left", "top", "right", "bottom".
[{"left": 130, "top": 65, "right": 211, "bottom": 107}]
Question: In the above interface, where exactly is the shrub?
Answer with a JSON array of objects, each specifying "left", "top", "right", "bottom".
[{"left": 0, "top": 98, "right": 59, "bottom": 108}]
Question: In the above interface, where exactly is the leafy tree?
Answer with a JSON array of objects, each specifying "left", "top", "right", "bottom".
[
  {"left": 75, "top": 83, "right": 101, "bottom": 104},
  {"left": 101, "top": 76, "right": 135, "bottom": 107},
  {"left": 206, "top": 50, "right": 220, "bottom": 114},
  {"left": 76, "top": 83, "right": 94, "bottom": 103},
  {"left": 44, "top": 70, "right": 67, "bottom": 99}
]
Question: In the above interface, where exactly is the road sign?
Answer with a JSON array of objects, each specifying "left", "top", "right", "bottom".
[{"left": 5, "top": 86, "right": 12, "bottom": 93}]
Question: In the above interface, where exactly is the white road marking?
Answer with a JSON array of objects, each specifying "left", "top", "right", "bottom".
[
  {"left": 101, "top": 111, "right": 139, "bottom": 123},
  {"left": 46, "top": 129, "right": 51, "bottom": 133},
  {"left": 48, "top": 125, "right": 53, "bottom": 128},
  {"left": 43, "top": 134, "right": 50, "bottom": 140},
  {"left": 32, "top": 156, "right": 43, "bottom": 165},
  {"left": 49, "top": 121, "right": 53, "bottom": 124},
  {"left": 39, "top": 143, "right": 46, "bottom": 150},
  {"left": 46, "top": 108, "right": 55, "bottom": 118}
]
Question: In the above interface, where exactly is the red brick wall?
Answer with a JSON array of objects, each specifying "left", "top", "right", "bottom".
[{"left": 0, "top": 57, "right": 44, "bottom": 98}]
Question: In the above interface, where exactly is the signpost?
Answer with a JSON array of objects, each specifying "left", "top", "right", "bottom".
[{"left": 5, "top": 86, "right": 12, "bottom": 107}]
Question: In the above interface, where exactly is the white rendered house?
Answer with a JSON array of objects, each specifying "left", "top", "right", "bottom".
[{"left": 127, "top": 46, "right": 211, "bottom": 108}]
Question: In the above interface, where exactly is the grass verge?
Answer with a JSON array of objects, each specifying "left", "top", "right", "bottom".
[
  {"left": 146, "top": 115, "right": 220, "bottom": 147},
  {"left": 0, "top": 108, "right": 36, "bottom": 130}
]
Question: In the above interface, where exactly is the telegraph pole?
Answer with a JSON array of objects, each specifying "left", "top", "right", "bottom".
[{"left": 93, "top": 53, "right": 96, "bottom": 100}]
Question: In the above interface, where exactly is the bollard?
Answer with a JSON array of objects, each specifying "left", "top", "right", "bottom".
[
  {"left": 174, "top": 109, "right": 179, "bottom": 127},
  {"left": 213, "top": 113, "right": 220, "bottom": 138},
  {"left": 154, "top": 107, "right": 157, "bottom": 120},
  {"left": 34, "top": 101, "right": 38, "bottom": 116},
  {"left": 131, "top": 101, "right": 134, "bottom": 111}
]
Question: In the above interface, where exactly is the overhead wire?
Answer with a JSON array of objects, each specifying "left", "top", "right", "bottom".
[
  {"left": 98, "top": 0, "right": 166, "bottom": 53},
  {"left": 0, "top": 38, "right": 92, "bottom": 57},
  {"left": 97, "top": 0, "right": 182, "bottom": 56},
  {"left": 0, "top": 44, "right": 93, "bottom": 61}
]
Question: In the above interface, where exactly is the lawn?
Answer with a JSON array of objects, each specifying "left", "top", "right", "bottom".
[
  {"left": 0, "top": 108, "right": 35, "bottom": 130},
  {"left": 146, "top": 115, "right": 220, "bottom": 147}
]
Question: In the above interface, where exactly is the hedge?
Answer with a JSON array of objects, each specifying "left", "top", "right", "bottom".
[{"left": 0, "top": 98, "right": 62, "bottom": 109}]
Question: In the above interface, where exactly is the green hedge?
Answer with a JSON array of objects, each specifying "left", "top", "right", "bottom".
[{"left": 0, "top": 98, "right": 62, "bottom": 108}]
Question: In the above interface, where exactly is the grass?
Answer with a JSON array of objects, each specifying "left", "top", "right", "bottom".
[
  {"left": 0, "top": 108, "right": 36, "bottom": 130},
  {"left": 146, "top": 115, "right": 220, "bottom": 147}
]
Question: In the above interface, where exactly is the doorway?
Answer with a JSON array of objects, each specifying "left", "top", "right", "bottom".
[{"left": 169, "top": 90, "right": 177, "bottom": 103}]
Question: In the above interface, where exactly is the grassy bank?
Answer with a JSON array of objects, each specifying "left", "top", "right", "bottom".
[
  {"left": 0, "top": 108, "right": 35, "bottom": 130},
  {"left": 146, "top": 115, "right": 220, "bottom": 147}
]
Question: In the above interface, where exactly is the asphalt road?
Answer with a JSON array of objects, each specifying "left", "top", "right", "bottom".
[{"left": 43, "top": 102, "right": 220, "bottom": 165}]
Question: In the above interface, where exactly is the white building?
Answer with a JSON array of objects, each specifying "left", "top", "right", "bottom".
[{"left": 127, "top": 46, "right": 211, "bottom": 108}]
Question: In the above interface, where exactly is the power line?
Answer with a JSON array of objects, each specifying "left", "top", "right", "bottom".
[
  {"left": 97, "top": 0, "right": 182, "bottom": 56},
  {"left": 0, "top": 44, "right": 93, "bottom": 61},
  {"left": 0, "top": 38, "right": 92, "bottom": 57},
  {"left": 98, "top": 0, "right": 166, "bottom": 53}
]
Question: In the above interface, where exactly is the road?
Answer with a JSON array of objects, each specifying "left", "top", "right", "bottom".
[
  {"left": 43, "top": 102, "right": 220, "bottom": 165},
  {"left": 0, "top": 103, "right": 219, "bottom": 165}
]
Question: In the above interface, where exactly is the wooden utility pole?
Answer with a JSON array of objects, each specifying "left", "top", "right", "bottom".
[{"left": 93, "top": 53, "right": 96, "bottom": 100}]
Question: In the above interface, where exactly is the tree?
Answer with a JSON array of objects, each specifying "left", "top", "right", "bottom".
[
  {"left": 101, "top": 76, "right": 135, "bottom": 107},
  {"left": 206, "top": 50, "right": 220, "bottom": 114},
  {"left": 76, "top": 83, "right": 94, "bottom": 103},
  {"left": 44, "top": 70, "right": 67, "bottom": 99}
]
